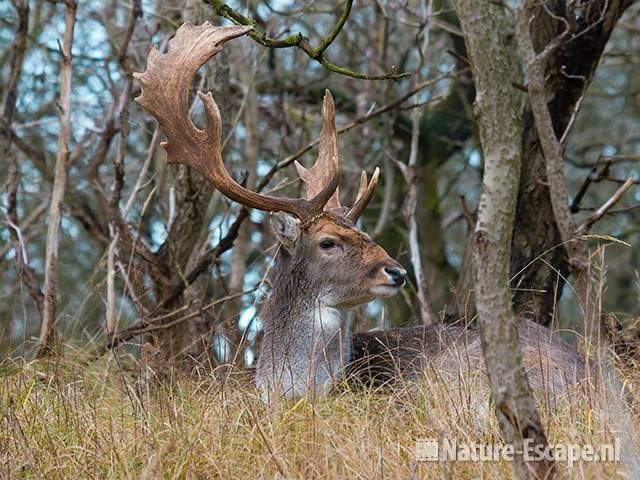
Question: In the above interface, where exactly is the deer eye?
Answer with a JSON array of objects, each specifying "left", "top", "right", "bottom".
[{"left": 319, "top": 239, "right": 337, "bottom": 249}]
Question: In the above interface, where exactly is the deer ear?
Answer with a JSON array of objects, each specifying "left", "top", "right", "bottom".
[{"left": 269, "top": 212, "right": 301, "bottom": 248}]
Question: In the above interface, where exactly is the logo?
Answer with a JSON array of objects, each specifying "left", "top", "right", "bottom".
[{"left": 414, "top": 438, "right": 620, "bottom": 467}]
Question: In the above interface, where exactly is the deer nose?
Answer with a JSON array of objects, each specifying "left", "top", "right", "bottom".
[{"left": 384, "top": 266, "right": 407, "bottom": 287}]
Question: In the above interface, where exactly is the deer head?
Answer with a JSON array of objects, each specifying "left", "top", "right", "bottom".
[{"left": 135, "top": 22, "right": 407, "bottom": 398}]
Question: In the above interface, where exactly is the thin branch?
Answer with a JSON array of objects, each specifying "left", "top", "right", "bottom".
[
  {"left": 106, "top": 232, "right": 118, "bottom": 336},
  {"left": 116, "top": 0, "right": 142, "bottom": 69},
  {"left": 0, "top": 201, "right": 47, "bottom": 265},
  {"left": 395, "top": 107, "right": 437, "bottom": 325},
  {"left": 372, "top": 152, "right": 395, "bottom": 237},
  {"left": 123, "top": 127, "right": 159, "bottom": 219},
  {"left": 311, "top": 0, "right": 352, "bottom": 58},
  {"left": 109, "top": 0, "right": 142, "bottom": 213},
  {"left": 204, "top": 0, "right": 410, "bottom": 80},
  {"left": 1, "top": 0, "right": 28, "bottom": 125},
  {"left": 570, "top": 164, "right": 601, "bottom": 213},
  {"left": 577, "top": 177, "right": 635, "bottom": 235}
]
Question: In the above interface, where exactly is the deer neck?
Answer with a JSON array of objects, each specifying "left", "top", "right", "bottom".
[{"left": 256, "top": 255, "right": 352, "bottom": 400}]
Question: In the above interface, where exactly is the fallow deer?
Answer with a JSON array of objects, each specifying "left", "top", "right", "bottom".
[{"left": 134, "top": 22, "right": 586, "bottom": 402}]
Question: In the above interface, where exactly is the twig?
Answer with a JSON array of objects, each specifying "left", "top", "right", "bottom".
[
  {"left": 123, "top": 128, "right": 159, "bottom": 219},
  {"left": 106, "top": 231, "right": 119, "bottom": 336},
  {"left": 116, "top": 0, "right": 142, "bottom": 70},
  {"left": 570, "top": 164, "right": 600, "bottom": 213},
  {"left": 372, "top": 152, "right": 395, "bottom": 237},
  {"left": 0, "top": 202, "right": 47, "bottom": 264},
  {"left": 110, "top": 0, "right": 142, "bottom": 214}
]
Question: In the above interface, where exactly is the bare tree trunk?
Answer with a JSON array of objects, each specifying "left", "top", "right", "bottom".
[
  {"left": 455, "top": 1, "right": 553, "bottom": 478},
  {"left": 396, "top": 108, "right": 437, "bottom": 325},
  {"left": 2, "top": 1, "right": 43, "bottom": 321},
  {"left": 38, "top": 0, "right": 77, "bottom": 357},
  {"left": 227, "top": 76, "right": 258, "bottom": 363}
]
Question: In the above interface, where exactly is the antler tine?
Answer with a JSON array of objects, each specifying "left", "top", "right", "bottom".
[
  {"left": 346, "top": 167, "right": 380, "bottom": 222},
  {"left": 134, "top": 22, "right": 338, "bottom": 220},
  {"left": 294, "top": 90, "right": 341, "bottom": 211}
]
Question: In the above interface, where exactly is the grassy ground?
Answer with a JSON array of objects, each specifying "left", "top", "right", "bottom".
[{"left": 1, "top": 350, "right": 638, "bottom": 479}]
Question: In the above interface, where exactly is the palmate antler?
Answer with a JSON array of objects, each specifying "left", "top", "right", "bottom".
[
  {"left": 295, "top": 91, "right": 380, "bottom": 222},
  {"left": 134, "top": 22, "right": 378, "bottom": 222}
]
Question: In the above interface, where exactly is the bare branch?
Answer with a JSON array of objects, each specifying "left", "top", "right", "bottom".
[
  {"left": 578, "top": 177, "right": 635, "bottom": 235},
  {"left": 106, "top": 232, "right": 118, "bottom": 336},
  {"left": 516, "top": 2, "right": 581, "bottom": 266}
]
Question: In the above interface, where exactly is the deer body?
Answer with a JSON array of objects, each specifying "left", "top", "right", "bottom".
[
  {"left": 256, "top": 293, "right": 352, "bottom": 400},
  {"left": 135, "top": 22, "right": 587, "bottom": 404},
  {"left": 350, "top": 320, "right": 586, "bottom": 394}
]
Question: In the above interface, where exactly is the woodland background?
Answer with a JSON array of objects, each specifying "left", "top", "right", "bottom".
[{"left": 1, "top": 0, "right": 639, "bottom": 366}]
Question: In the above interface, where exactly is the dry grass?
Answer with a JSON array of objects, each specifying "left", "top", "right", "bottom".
[{"left": 1, "top": 350, "right": 638, "bottom": 480}]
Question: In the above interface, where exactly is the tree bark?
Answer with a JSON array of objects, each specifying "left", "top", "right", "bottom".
[{"left": 455, "top": 1, "right": 553, "bottom": 478}]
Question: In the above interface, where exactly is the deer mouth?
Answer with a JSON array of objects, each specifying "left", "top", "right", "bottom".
[{"left": 369, "top": 284, "right": 402, "bottom": 298}]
